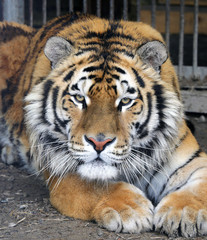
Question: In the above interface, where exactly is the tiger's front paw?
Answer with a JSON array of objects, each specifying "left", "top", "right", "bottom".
[
  {"left": 93, "top": 183, "right": 153, "bottom": 233},
  {"left": 154, "top": 192, "right": 207, "bottom": 237}
]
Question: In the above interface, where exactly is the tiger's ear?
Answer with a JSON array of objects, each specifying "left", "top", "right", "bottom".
[
  {"left": 137, "top": 41, "right": 168, "bottom": 72},
  {"left": 44, "top": 36, "right": 72, "bottom": 68}
]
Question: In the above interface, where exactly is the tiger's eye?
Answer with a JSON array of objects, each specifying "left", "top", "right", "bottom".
[
  {"left": 75, "top": 94, "right": 85, "bottom": 103},
  {"left": 121, "top": 98, "right": 131, "bottom": 105}
]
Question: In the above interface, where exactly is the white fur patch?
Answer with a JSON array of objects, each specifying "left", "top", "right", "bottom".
[{"left": 77, "top": 161, "right": 118, "bottom": 180}]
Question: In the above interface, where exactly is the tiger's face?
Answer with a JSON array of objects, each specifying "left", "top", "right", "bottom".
[
  {"left": 25, "top": 20, "right": 182, "bottom": 182},
  {"left": 64, "top": 58, "right": 144, "bottom": 180}
]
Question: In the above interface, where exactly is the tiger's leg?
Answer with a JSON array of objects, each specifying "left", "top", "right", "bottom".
[
  {"left": 46, "top": 173, "right": 153, "bottom": 233},
  {"left": 154, "top": 153, "right": 207, "bottom": 237}
]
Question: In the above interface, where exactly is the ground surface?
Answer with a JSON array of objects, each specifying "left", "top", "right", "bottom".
[{"left": 0, "top": 114, "right": 207, "bottom": 240}]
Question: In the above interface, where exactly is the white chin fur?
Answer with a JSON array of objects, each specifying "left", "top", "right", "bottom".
[{"left": 77, "top": 161, "right": 118, "bottom": 181}]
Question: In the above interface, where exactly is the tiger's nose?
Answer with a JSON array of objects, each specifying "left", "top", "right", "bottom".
[{"left": 84, "top": 135, "right": 115, "bottom": 153}]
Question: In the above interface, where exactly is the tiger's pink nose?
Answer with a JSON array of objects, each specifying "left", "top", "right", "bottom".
[{"left": 84, "top": 135, "right": 115, "bottom": 153}]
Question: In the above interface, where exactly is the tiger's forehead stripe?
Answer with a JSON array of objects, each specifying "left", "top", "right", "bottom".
[
  {"left": 64, "top": 69, "right": 75, "bottom": 82},
  {"left": 132, "top": 68, "right": 145, "bottom": 88}
]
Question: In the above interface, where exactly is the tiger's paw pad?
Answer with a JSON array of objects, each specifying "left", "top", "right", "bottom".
[
  {"left": 154, "top": 205, "right": 207, "bottom": 237},
  {"left": 94, "top": 184, "right": 153, "bottom": 233}
]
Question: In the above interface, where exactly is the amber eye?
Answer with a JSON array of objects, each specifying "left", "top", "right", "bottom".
[
  {"left": 74, "top": 94, "right": 85, "bottom": 103},
  {"left": 120, "top": 97, "right": 132, "bottom": 106}
]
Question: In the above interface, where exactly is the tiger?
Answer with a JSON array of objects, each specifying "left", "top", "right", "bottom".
[{"left": 0, "top": 13, "right": 207, "bottom": 237}]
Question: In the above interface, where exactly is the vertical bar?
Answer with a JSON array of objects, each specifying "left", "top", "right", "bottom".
[
  {"left": 0, "top": 0, "right": 3, "bottom": 21},
  {"left": 151, "top": 0, "right": 156, "bottom": 28},
  {"left": 123, "top": 0, "right": 128, "bottom": 20},
  {"left": 193, "top": 0, "right": 199, "bottom": 80},
  {"left": 96, "top": 0, "right": 101, "bottom": 17},
  {"left": 178, "top": 0, "right": 185, "bottom": 80},
  {"left": 3, "top": 0, "right": 25, "bottom": 23},
  {"left": 56, "top": 0, "right": 61, "bottom": 17},
  {"left": 69, "top": 0, "right": 74, "bottom": 12},
  {"left": 29, "top": 0, "right": 33, "bottom": 27},
  {"left": 42, "top": 0, "right": 47, "bottom": 25},
  {"left": 110, "top": 0, "right": 114, "bottom": 20},
  {"left": 83, "top": 0, "right": 87, "bottom": 13},
  {"left": 165, "top": 0, "right": 170, "bottom": 49},
  {"left": 136, "top": 0, "right": 141, "bottom": 22}
]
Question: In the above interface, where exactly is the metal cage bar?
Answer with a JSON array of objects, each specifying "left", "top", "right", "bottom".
[
  {"left": 151, "top": 0, "right": 156, "bottom": 28},
  {"left": 96, "top": 0, "right": 101, "bottom": 17},
  {"left": 136, "top": 0, "right": 141, "bottom": 22},
  {"left": 3, "top": 0, "right": 25, "bottom": 23},
  {"left": 165, "top": 0, "right": 170, "bottom": 49},
  {"left": 69, "top": 0, "right": 74, "bottom": 12},
  {"left": 193, "top": 0, "right": 199, "bottom": 80},
  {"left": 42, "top": 0, "right": 47, "bottom": 25},
  {"left": 29, "top": 0, "right": 33, "bottom": 27},
  {"left": 83, "top": 0, "right": 87, "bottom": 14},
  {"left": 178, "top": 0, "right": 185, "bottom": 80},
  {"left": 109, "top": 0, "right": 114, "bottom": 20},
  {"left": 123, "top": 0, "right": 128, "bottom": 20},
  {"left": 56, "top": 0, "right": 61, "bottom": 17}
]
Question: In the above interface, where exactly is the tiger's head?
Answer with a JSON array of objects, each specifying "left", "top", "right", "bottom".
[{"left": 25, "top": 17, "right": 183, "bottom": 182}]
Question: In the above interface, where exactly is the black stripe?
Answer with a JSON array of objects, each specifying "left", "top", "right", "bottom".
[
  {"left": 79, "top": 47, "right": 99, "bottom": 53},
  {"left": 42, "top": 80, "right": 54, "bottom": 124},
  {"left": 52, "top": 87, "right": 67, "bottom": 129},
  {"left": 109, "top": 22, "right": 121, "bottom": 31},
  {"left": 137, "top": 89, "right": 143, "bottom": 102},
  {"left": 153, "top": 84, "right": 167, "bottom": 132},
  {"left": 41, "top": 132, "right": 68, "bottom": 153},
  {"left": 158, "top": 166, "right": 207, "bottom": 205},
  {"left": 121, "top": 80, "right": 128, "bottom": 85},
  {"left": 83, "top": 64, "right": 104, "bottom": 72},
  {"left": 175, "top": 130, "right": 189, "bottom": 149},
  {"left": 85, "top": 31, "right": 136, "bottom": 42},
  {"left": 113, "top": 48, "right": 134, "bottom": 58},
  {"left": 168, "top": 149, "right": 202, "bottom": 181},
  {"left": 89, "top": 83, "right": 95, "bottom": 93},
  {"left": 106, "top": 78, "right": 112, "bottom": 83},
  {"left": 132, "top": 68, "right": 145, "bottom": 88},
  {"left": 137, "top": 93, "right": 152, "bottom": 136},
  {"left": 157, "top": 149, "right": 202, "bottom": 200},
  {"left": 127, "top": 87, "right": 136, "bottom": 94},
  {"left": 62, "top": 85, "right": 70, "bottom": 98},
  {"left": 79, "top": 41, "right": 100, "bottom": 46},
  {"left": 39, "top": 13, "right": 81, "bottom": 42},
  {"left": 133, "top": 105, "right": 143, "bottom": 115},
  {"left": 153, "top": 84, "right": 165, "bottom": 111},
  {"left": 0, "top": 24, "right": 35, "bottom": 43},
  {"left": 111, "top": 74, "right": 120, "bottom": 80},
  {"left": 88, "top": 74, "right": 97, "bottom": 79},
  {"left": 114, "top": 67, "right": 126, "bottom": 74},
  {"left": 71, "top": 84, "right": 79, "bottom": 91},
  {"left": 130, "top": 101, "right": 138, "bottom": 108},
  {"left": 112, "top": 85, "right": 117, "bottom": 95},
  {"left": 64, "top": 70, "right": 74, "bottom": 82}
]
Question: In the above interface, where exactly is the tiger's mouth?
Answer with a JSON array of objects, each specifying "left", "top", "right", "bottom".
[{"left": 77, "top": 157, "right": 120, "bottom": 167}]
